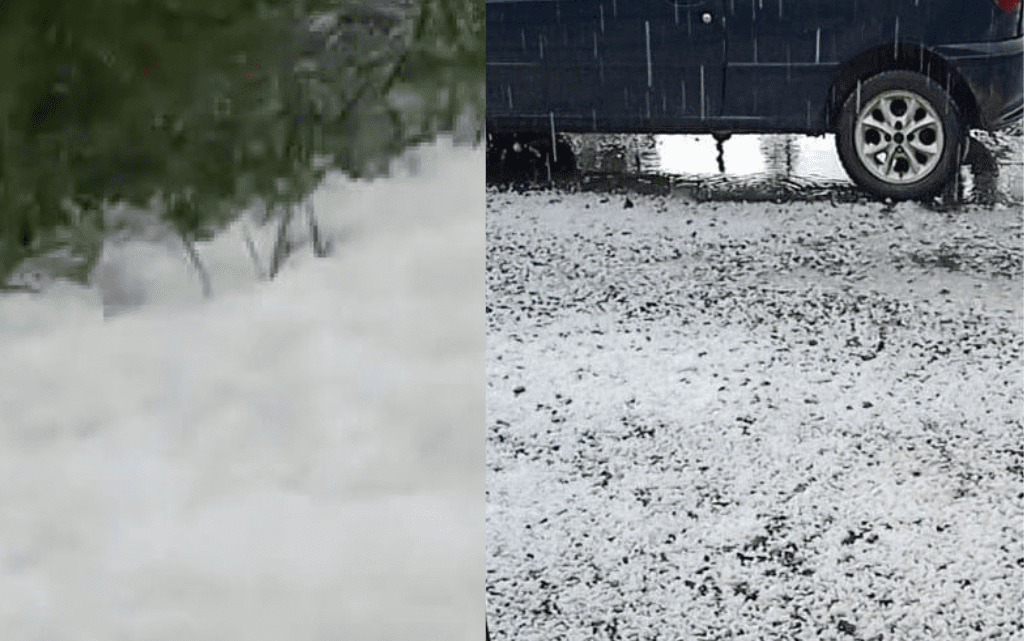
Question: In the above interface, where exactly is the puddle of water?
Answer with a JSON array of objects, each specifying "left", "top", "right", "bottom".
[
  {"left": 523, "top": 132, "right": 1018, "bottom": 203},
  {"left": 653, "top": 134, "right": 850, "bottom": 181}
]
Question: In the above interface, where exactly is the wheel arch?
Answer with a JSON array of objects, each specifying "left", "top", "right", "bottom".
[{"left": 825, "top": 43, "right": 983, "bottom": 134}]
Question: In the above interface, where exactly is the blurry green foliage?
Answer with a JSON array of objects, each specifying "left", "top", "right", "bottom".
[{"left": 1, "top": 0, "right": 485, "bottom": 290}]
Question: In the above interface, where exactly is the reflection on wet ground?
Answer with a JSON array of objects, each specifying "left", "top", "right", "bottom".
[
  {"left": 488, "top": 131, "right": 1021, "bottom": 206},
  {"left": 654, "top": 134, "right": 849, "bottom": 181}
]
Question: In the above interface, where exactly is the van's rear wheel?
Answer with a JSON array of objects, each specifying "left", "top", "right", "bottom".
[{"left": 836, "top": 70, "right": 964, "bottom": 201}]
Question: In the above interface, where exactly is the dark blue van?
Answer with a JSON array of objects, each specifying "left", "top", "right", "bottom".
[{"left": 486, "top": 0, "right": 1023, "bottom": 199}]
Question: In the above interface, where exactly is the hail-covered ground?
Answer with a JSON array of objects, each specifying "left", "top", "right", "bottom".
[
  {"left": 485, "top": 181, "right": 1022, "bottom": 640},
  {"left": 0, "top": 137, "right": 484, "bottom": 641}
]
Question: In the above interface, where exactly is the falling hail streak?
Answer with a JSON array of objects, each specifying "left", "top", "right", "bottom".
[
  {"left": 688, "top": 8, "right": 692, "bottom": 38},
  {"left": 778, "top": 0, "right": 782, "bottom": 19},
  {"left": 754, "top": 37, "right": 758, "bottom": 63},
  {"left": 700, "top": 65, "right": 705, "bottom": 120},
  {"left": 815, "top": 28, "right": 821, "bottom": 64},
  {"left": 674, "top": 0, "right": 679, "bottom": 25},
  {"left": 593, "top": 32, "right": 598, "bottom": 59},
  {"left": 507, "top": 86, "right": 513, "bottom": 110},
  {"left": 645, "top": 21, "right": 653, "bottom": 88},
  {"left": 600, "top": 4, "right": 605, "bottom": 34},
  {"left": 946, "top": 71, "right": 951, "bottom": 114},
  {"left": 521, "top": 29, "right": 526, "bottom": 54},
  {"left": 894, "top": 17, "right": 899, "bottom": 60},
  {"left": 539, "top": 34, "right": 544, "bottom": 60},
  {"left": 592, "top": 109, "right": 597, "bottom": 131},
  {"left": 612, "top": 0, "right": 617, "bottom": 19},
  {"left": 549, "top": 113, "right": 557, "bottom": 163}
]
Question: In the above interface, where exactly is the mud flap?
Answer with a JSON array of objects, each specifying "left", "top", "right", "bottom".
[
  {"left": 939, "top": 138, "right": 968, "bottom": 206},
  {"left": 962, "top": 135, "right": 1001, "bottom": 205}
]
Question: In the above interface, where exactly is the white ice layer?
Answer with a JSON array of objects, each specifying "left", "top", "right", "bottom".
[{"left": 0, "top": 137, "right": 485, "bottom": 641}]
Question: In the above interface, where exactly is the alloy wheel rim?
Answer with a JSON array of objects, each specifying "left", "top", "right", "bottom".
[{"left": 854, "top": 89, "right": 945, "bottom": 185}]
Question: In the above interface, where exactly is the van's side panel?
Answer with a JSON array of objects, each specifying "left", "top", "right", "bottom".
[
  {"left": 487, "top": 0, "right": 1023, "bottom": 136},
  {"left": 928, "top": 1, "right": 1024, "bottom": 129},
  {"left": 487, "top": 1, "right": 603, "bottom": 131},
  {"left": 486, "top": 0, "right": 727, "bottom": 134},
  {"left": 721, "top": 0, "right": 936, "bottom": 134},
  {"left": 644, "top": 1, "right": 728, "bottom": 133},
  {"left": 926, "top": 1, "right": 1021, "bottom": 43}
]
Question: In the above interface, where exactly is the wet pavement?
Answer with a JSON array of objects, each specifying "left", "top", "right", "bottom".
[{"left": 489, "top": 131, "right": 1023, "bottom": 207}]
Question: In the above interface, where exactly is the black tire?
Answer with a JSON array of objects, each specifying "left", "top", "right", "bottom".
[
  {"left": 528, "top": 133, "right": 577, "bottom": 179},
  {"left": 486, "top": 132, "right": 539, "bottom": 182},
  {"left": 836, "top": 70, "right": 964, "bottom": 201},
  {"left": 486, "top": 132, "right": 577, "bottom": 184}
]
